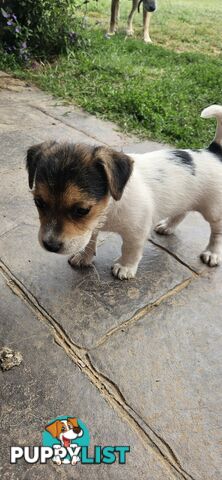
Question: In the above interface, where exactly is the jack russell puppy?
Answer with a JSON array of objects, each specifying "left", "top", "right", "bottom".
[
  {"left": 45, "top": 417, "right": 83, "bottom": 465},
  {"left": 26, "top": 105, "right": 222, "bottom": 280}
]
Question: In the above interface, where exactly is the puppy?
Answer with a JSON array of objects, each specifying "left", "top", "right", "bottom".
[
  {"left": 26, "top": 105, "right": 222, "bottom": 280},
  {"left": 45, "top": 417, "right": 82, "bottom": 465}
]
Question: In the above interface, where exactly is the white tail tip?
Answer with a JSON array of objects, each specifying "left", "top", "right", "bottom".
[
  {"left": 201, "top": 104, "right": 222, "bottom": 145},
  {"left": 201, "top": 104, "right": 222, "bottom": 119}
]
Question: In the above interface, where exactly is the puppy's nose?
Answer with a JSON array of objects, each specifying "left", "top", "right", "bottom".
[
  {"left": 43, "top": 239, "right": 62, "bottom": 253},
  {"left": 149, "top": 6, "right": 156, "bottom": 11}
]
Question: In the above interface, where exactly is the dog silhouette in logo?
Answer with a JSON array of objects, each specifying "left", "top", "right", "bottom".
[{"left": 45, "top": 417, "right": 83, "bottom": 465}]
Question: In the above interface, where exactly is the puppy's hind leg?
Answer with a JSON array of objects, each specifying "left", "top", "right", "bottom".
[
  {"left": 155, "top": 213, "right": 186, "bottom": 236},
  {"left": 201, "top": 219, "right": 222, "bottom": 267}
]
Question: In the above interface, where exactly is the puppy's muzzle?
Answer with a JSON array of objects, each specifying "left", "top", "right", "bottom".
[{"left": 43, "top": 239, "right": 63, "bottom": 253}]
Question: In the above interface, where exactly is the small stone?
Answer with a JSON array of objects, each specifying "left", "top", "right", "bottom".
[{"left": 0, "top": 347, "right": 23, "bottom": 371}]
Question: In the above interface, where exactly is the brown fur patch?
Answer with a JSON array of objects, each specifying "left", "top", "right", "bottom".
[
  {"left": 62, "top": 183, "right": 92, "bottom": 208},
  {"left": 67, "top": 417, "right": 81, "bottom": 433},
  {"left": 45, "top": 420, "right": 61, "bottom": 438},
  {"left": 70, "top": 143, "right": 94, "bottom": 165},
  {"left": 35, "top": 178, "right": 109, "bottom": 243},
  {"left": 61, "top": 196, "right": 109, "bottom": 240},
  {"left": 33, "top": 182, "right": 54, "bottom": 206}
]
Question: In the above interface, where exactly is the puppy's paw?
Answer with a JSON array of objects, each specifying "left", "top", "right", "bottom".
[
  {"left": 68, "top": 253, "right": 93, "bottom": 269},
  {"left": 111, "top": 263, "right": 137, "bottom": 280},
  {"left": 71, "top": 455, "right": 80, "bottom": 465},
  {"left": 200, "top": 250, "right": 221, "bottom": 267},
  {"left": 154, "top": 219, "right": 174, "bottom": 235}
]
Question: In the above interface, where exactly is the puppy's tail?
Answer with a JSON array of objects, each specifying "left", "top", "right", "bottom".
[{"left": 201, "top": 104, "right": 222, "bottom": 145}]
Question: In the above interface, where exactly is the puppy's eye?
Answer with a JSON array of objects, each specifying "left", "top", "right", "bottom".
[
  {"left": 69, "top": 206, "right": 91, "bottom": 219},
  {"left": 61, "top": 426, "right": 66, "bottom": 432},
  {"left": 34, "top": 197, "right": 47, "bottom": 210}
]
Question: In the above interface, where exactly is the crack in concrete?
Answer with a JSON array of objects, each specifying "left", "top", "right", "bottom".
[
  {"left": 149, "top": 239, "right": 200, "bottom": 275},
  {"left": 94, "top": 276, "right": 194, "bottom": 349},
  {"left": 86, "top": 353, "right": 197, "bottom": 480},
  {"left": 0, "top": 260, "right": 86, "bottom": 356},
  {"left": 0, "top": 224, "right": 21, "bottom": 238},
  {"left": 0, "top": 260, "right": 196, "bottom": 480},
  {"left": 0, "top": 223, "right": 39, "bottom": 239}
]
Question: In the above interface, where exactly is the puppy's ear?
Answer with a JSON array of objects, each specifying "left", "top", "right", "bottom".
[
  {"left": 45, "top": 420, "right": 59, "bottom": 438},
  {"left": 93, "top": 147, "right": 134, "bottom": 201},
  {"left": 26, "top": 143, "right": 43, "bottom": 189},
  {"left": 68, "top": 417, "right": 82, "bottom": 434},
  {"left": 26, "top": 141, "right": 57, "bottom": 189}
]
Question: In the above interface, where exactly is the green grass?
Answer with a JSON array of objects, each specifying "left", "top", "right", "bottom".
[{"left": 1, "top": 0, "right": 222, "bottom": 147}]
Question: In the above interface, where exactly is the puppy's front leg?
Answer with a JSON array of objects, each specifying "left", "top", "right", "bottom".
[
  {"left": 201, "top": 219, "right": 222, "bottom": 267},
  {"left": 112, "top": 234, "right": 148, "bottom": 280},
  {"left": 69, "top": 231, "right": 98, "bottom": 269}
]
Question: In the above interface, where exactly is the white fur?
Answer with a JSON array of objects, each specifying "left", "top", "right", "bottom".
[
  {"left": 73, "top": 105, "right": 222, "bottom": 279},
  {"left": 52, "top": 420, "right": 82, "bottom": 465},
  {"left": 201, "top": 104, "right": 222, "bottom": 144}
]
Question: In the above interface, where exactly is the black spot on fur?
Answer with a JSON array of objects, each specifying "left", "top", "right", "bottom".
[
  {"left": 171, "top": 150, "right": 195, "bottom": 175},
  {"left": 208, "top": 141, "right": 222, "bottom": 161}
]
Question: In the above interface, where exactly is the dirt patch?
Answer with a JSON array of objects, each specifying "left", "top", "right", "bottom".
[{"left": 0, "top": 72, "right": 30, "bottom": 91}]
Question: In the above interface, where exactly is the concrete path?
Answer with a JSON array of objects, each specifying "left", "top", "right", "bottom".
[{"left": 0, "top": 73, "right": 221, "bottom": 480}]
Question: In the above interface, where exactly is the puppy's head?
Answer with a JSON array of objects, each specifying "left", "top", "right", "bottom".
[
  {"left": 26, "top": 141, "right": 133, "bottom": 255},
  {"left": 45, "top": 417, "right": 82, "bottom": 446}
]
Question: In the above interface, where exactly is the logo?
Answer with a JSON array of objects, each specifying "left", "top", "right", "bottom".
[
  {"left": 10, "top": 416, "right": 130, "bottom": 466},
  {"left": 43, "top": 416, "right": 89, "bottom": 465}
]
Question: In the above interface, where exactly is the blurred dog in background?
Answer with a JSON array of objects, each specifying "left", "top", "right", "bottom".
[{"left": 108, "top": 0, "right": 157, "bottom": 43}]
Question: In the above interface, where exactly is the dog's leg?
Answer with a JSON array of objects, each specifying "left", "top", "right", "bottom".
[
  {"left": 201, "top": 219, "right": 222, "bottom": 267},
  {"left": 109, "top": 0, "right": 120, "bottom": 34},
  {"left": 143, "top": 8, "right": 152, "bottom": 43},
  {"left": 71, "top": 445, "right": 81, "bottom": 465},
  {"left": 154, "top": 214, "right": 186, "bottom": 235},
  {"left": 69, "top": 231, "right": 98, "bottom": 268},
  {"left": 127, "top": 0, "right": 138, "bottom": 36},
  {"left": 112, "top": 229, "right": 149, "bottom": 280},
  {"left": 53, "top": 455, "right": 62, "bottom": 465}
]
